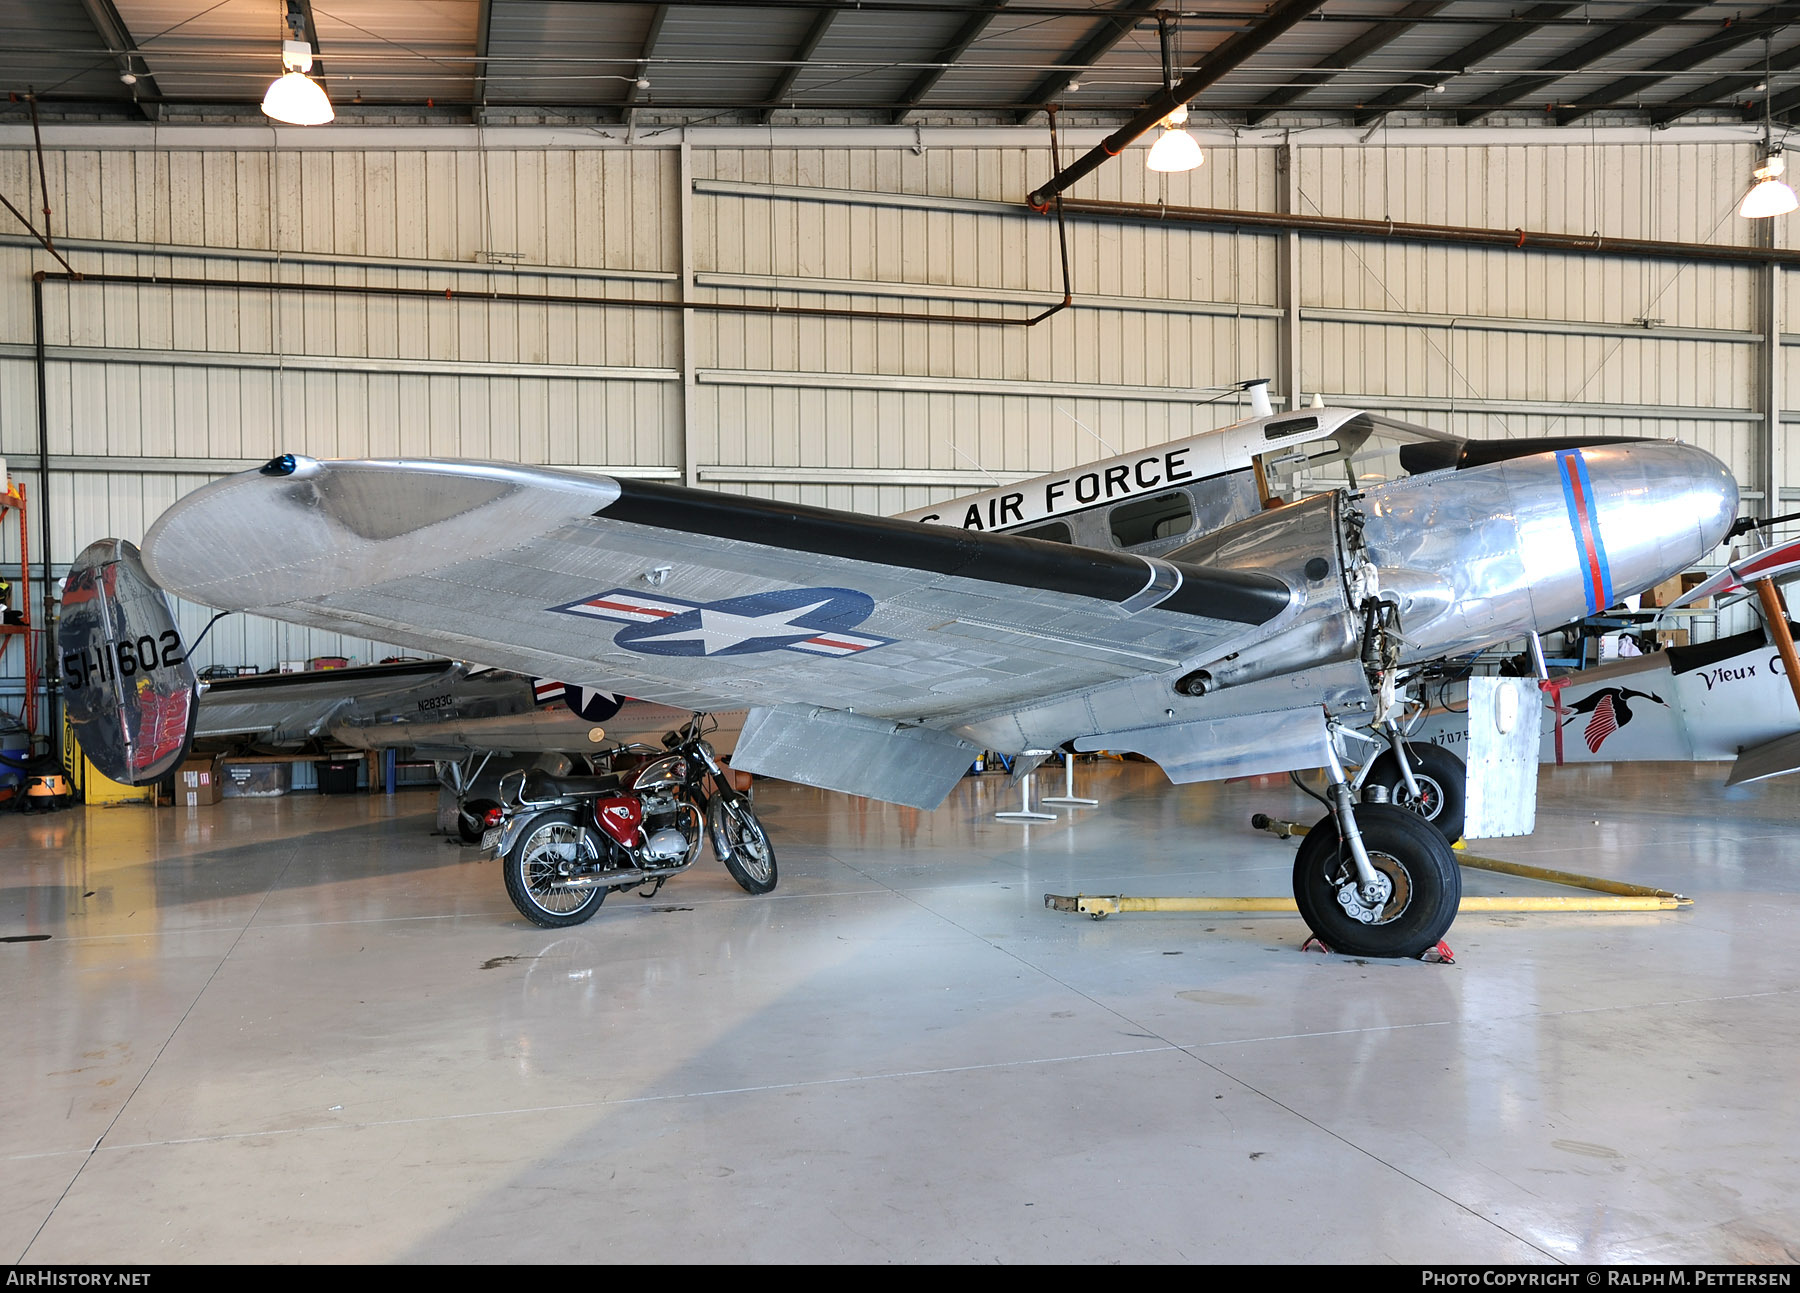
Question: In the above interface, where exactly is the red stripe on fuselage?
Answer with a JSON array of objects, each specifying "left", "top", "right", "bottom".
[{"left": 1564, "top": 459, "right": 1607, "bottom": 610}]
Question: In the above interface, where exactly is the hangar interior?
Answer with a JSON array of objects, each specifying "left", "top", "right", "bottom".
[{"left": 3, "top": 0, "right": 1799, "bottom": 1266}]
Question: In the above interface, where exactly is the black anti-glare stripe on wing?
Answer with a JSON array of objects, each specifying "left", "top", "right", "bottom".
[{"left": 600, "top": 481, "right": 1291, "bottom": 626}]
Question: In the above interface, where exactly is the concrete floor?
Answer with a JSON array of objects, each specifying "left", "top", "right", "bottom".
[{"left": 3, "top": 758, "right": 1798, "bottom": 1264}]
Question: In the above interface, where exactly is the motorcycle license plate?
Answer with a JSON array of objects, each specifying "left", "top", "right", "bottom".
[{"left": 481, "top": 826, "right": 502, "bottom": 853}]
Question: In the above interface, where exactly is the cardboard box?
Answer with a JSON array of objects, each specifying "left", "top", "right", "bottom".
[
  {"left": 176, "top": 755, "right": 221, "bottom": 806},
  {"left": 1642, "top": 571, "right": 1709, "bottom": 610}
]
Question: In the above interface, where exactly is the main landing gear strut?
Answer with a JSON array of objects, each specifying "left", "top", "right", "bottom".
[{"left": 1289, "top": 730, "right": 1462, "bottom": 958}]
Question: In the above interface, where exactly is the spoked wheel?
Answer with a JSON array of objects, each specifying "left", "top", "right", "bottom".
[
  {"left": 1292, "top": 803, "right": 1461, "bottom": 958},
  {"left": 1364, "top": 743, "right": 1466, "bottom": 844},
  {"left": 707, "top": 794, "right": 779, "bottom": 895},
  {"left": 502, "top": 810, "right": 608, "bottom": 928}
]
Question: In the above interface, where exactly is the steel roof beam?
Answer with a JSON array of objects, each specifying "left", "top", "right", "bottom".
[
  {"left": 1026, "top": 0, "right": 1328, "bottom": 208},
  {"left": 891, "top": 1, "right": 1008, "bottom": 124},
  {"left": 1244, "top": 2, "right": 1446, "bottom": 127},
  {"left": 73, "top": 0, "right": 163, "bottom": 119},
  {"left": 1457, "top": 2, "right": 1703, "bottom": 125},
  {"left": 621, "top": 4, "right": 669, "bottom": 124},
  {"left": 1351, "top": 2, "right": 1577, "bottom": 125},
  {"left": 1763, "top": 81, "right": 1800, "bottom": 127},
  {"left": 1651, "top": 52, "right": 1800, "bottom": 127},
  {"left": 762, "top": 10, "right": 838, "bottom": 123},
  {"left": 1012, "top": 0, "right": 1167, "bottom": 124},
  {"left": 472, "top": 0, "right": 493, "bottom": 122},
  {"left": 1554, "top": 7, "right": 1797, "bottom": 125}
]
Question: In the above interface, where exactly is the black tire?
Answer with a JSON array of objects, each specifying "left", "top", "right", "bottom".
[
  {"left": 708, "top": 794, "right": 778, "bottom": 894},
  {"left": 1365, "top": 742, "right": 1466, "bottom": 844},
  {"left": 457, "top": 798, "right": 501, "bottom": 844},
  {"left": 1292, "top": 804, "right": 1461, "bottom": 958},
  {"left": 502, "top": 810, "right": 608, "bottom": 928}
]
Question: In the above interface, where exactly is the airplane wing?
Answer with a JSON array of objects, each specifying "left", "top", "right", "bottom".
[{"left": 138, "top": 457, "right": 1293, "bottom": 807}]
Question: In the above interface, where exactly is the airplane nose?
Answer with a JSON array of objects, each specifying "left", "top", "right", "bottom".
[
  {"left": 1683, "top": 444, "right": 1741, "bottom": 554},
  {"left": 1572, "top": 440, "right": 1739, "bottom": 604},
  {"left": 1636, "top": 440, "right": 1739, "bottom": 558}
]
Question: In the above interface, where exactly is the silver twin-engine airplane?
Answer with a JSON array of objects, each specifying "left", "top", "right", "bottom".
[{"left": 62, "top": 385, "right": 1737, "bottom": 957}]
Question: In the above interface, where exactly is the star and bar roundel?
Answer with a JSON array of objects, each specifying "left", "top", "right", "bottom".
[{"left": 550, "top": 586, "right": 896, "bottom": 659}]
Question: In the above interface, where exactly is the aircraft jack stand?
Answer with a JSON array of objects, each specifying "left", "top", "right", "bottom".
[
  {"left": 1039, "top": 754, "right": 1097, "bottom": 809},
  {"left": 995, "top": 768, "right": 1055, "bottom": 822},
  {"left": 1247, "top": 815, "right": 1692, "bottom": 912}
]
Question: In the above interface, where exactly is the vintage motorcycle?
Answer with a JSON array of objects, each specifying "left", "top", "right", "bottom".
[{"left": 483, "top": 713, "right": 777, "bottom": 927}]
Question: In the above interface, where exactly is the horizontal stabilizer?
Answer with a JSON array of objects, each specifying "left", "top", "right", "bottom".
[
  {"left": 1725, "top": 731, "right": 1800, "bottom": 787},
  {"left": 61, "top": 539, "right": 198, "bottom": 785}
]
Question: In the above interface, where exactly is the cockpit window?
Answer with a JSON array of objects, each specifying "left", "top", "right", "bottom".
[{"left": 1257, "top": 413, "right": 1465, "bottom": 502}]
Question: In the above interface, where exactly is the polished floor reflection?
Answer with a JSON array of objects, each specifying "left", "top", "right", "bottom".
[{"left": 3, "top": 759, "right": 1797, "bottom": 1264}]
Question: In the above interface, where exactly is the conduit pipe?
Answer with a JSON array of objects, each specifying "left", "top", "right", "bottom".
[{"left": 1044, "top": 198, "right": 1800, "bottom": 268}]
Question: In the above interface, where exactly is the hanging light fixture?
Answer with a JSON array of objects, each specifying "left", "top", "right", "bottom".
[
  {"left": 1147, "top": 104, "right": 1204, "bottom": 172},
  {"left": 1145, "top": 13, "right": 1202, "bottom": 175},
  {"left": 1740, "top": 149, "right": 1797, "bottom": 219},
  {"left": 262, "top": 10, "right": 333, "bottom": 126},
  {"left": 1739, "top": 37, "right": 1791, "bottom": 219}
]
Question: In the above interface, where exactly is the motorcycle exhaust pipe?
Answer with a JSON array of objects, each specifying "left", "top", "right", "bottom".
[{"left": 551, "top": 863, "right": 687, "bottom": 891}]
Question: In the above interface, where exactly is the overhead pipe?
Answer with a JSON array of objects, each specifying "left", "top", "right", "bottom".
[
  {"left": 1042, "top": 198, "right": 1800, "bottom": 268},
  {"left": 1026, "top": 0, "right": 1327, "bottom": 211},
  {"left": 35, "top": 269, "right": 1062, "bottom": 326},
  {"left": 30, "top": 111, "right": 1075, "bottom": 330},
  {"left": 0, "top": 190, "right": 79, "bottom": 277}
]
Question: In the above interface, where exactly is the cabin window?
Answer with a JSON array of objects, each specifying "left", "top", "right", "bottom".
[
  {"left": 1109, "top": 491, "right": 1194, "bottom": 548},
  {"left": 1013, "top": 520, "right": 1072, "bottom": 544}
]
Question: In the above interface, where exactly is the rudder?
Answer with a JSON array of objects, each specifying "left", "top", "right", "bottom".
[{"left": 61, "top": 539, "right": 198, "bottom": 785}]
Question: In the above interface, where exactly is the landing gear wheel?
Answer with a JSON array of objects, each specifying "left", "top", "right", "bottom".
[
  {"left": 708, "top": 795, "right": 779, "bottom": 895},
  {"left": 1365, "top": 743, "right": 1465, "bottom": 844},
  {"left": 457, "top": 798, "right": 501, "bottom": 844},
  {"left": 503, "top": 810, "right": 607, "bottom": 928},
  {"left": 1292, "top": 803, "right": 1461, "bottom": 959}
]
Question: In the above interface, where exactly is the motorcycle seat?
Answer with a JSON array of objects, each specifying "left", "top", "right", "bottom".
[{"left": 521, "top": 769, "right": 626, "bottom": 800}]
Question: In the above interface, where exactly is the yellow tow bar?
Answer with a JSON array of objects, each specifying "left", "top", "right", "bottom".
[{"left": 1043, "top": 816, "right": 1689, "bottom": 919}]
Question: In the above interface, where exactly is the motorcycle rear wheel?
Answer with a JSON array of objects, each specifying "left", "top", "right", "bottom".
[
  {"left": 503, "top": 810, "right": 608, "bottom": 928},
  {"left": 708, "top": 794, "right": 779, "bottom": 895}
]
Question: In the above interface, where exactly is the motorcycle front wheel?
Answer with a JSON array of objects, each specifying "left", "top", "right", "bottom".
[
  {"left": 707, "top": 794, "right": 779, "bottom": 895},
  {"left": 503, "top": 810, "right": 609, "bottom": 928}
]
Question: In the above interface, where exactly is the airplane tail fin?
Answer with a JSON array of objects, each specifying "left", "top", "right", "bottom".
[{"left": 61, "top": 539, "right": 199, "bottom": 785}]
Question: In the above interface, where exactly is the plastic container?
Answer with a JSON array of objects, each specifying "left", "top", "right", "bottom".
[
  {"left": 313, "top": 758, "right": 362, "bottom": 794},
  {"left": 223, "top": 761, "right": 291, "bottom": 798}
]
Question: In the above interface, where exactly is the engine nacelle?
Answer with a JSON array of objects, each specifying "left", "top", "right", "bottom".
[{"left": 1165, "top": 491, "right": 1364, "bottom": 697}]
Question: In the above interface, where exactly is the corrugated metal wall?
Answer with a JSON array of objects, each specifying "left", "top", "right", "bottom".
[{"left": 0, "top": 127, "right": 1790, "bottom": 706}]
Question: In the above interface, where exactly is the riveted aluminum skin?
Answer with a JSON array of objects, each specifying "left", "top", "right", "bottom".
[{"left": 1356, "top": 441, "right": 1738, "bottom": 663}]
